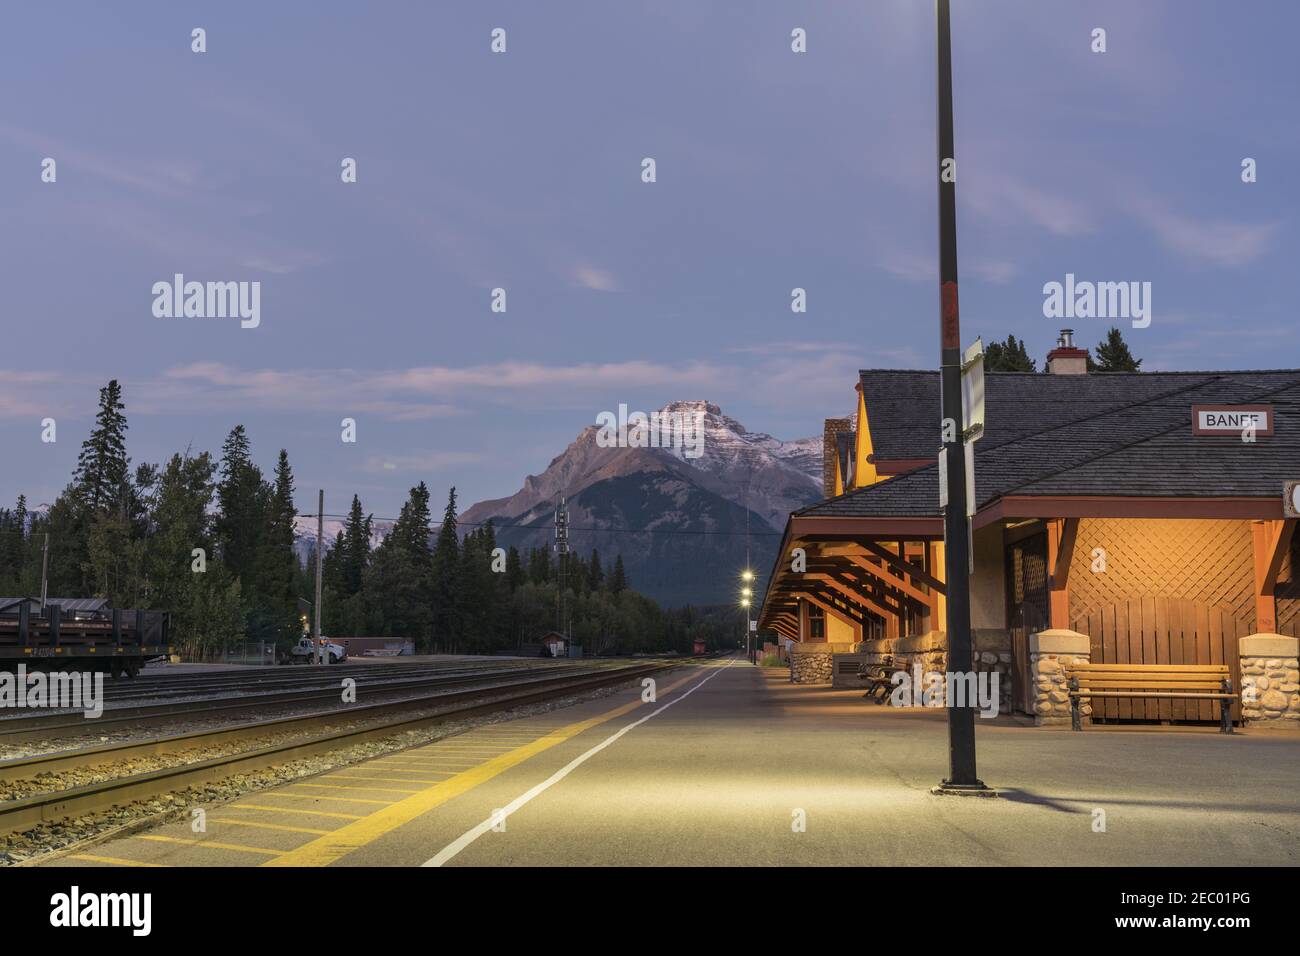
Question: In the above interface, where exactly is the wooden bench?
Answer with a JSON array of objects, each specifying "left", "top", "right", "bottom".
[
  {"left": 1065, "top": 663, "right": 1236, "bottom": 733},
  {"left": 859, "top": 656, "right": 908, "bottom": 704}
]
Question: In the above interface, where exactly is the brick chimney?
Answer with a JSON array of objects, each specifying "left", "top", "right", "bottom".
[
  {"left": 822, "top": 418, "right": 853, "bottom": 498},
  {"left": 1046, "top": 328, "right": 1088, "bottom": 375}
]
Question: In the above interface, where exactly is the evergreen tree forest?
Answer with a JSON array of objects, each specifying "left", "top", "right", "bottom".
[{"left": 0, "top": 382, "right": 736, "bottom": 659}]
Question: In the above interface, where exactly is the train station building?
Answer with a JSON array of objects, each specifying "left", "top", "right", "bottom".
[{"left": 757, "top": 341, "right": 1300, "bottom": 728}]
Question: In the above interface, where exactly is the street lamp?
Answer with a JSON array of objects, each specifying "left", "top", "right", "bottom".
[{"left": 933, "top": 0, "right": 989, "bottom": 796}]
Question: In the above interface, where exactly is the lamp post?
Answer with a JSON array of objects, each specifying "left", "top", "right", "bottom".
[
  {"left": 934, "top": 0, "right": 988, "bottom": 794},
  {"left": 741, "top": 569, "right": 755, "bottom": 662}
]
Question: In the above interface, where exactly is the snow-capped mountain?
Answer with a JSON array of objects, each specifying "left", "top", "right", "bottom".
[
  {"left": 461, "top": 401, "right": 821, "bottom": 606},
  {"left": 292, "top": 516, "right": 392, "bottom": 564}
]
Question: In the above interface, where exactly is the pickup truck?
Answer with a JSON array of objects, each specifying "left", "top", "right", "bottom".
[{"left": 282, "top": 636, "right": 347, "bottom": 665}]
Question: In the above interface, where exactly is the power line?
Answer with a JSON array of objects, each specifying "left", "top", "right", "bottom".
[{"left": 295, "top": 510, "right": 783, "bottom": 537}]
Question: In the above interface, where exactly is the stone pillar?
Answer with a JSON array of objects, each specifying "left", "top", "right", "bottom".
[
  {"left": 1029, "top": 629, "right": 1091, "bottom": 727},
  {"left": 1239, "top": 634, "right": 1300, "bottom": 728},
  {"left": 974, "top": 629, "right": 1013, "bottom": 716}
]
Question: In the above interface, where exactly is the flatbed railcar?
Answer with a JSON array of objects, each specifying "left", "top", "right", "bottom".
[{"left": 0, "top": 598, "right": 171, "bottom": 678}]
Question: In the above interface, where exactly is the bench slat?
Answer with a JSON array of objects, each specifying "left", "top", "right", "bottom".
[
  {"left": 1071, "top": 691, "right": 1235, "bottom": 700},
  {"left": 1066, "top": 671, "right": 1227, "bottom": 676},
  {"left": 1071, "top": 681, "right": 1222, "bottom": 686}
]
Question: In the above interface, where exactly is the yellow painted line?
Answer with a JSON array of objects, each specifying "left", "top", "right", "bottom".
[
  {"left": 371, "top": 756, "right": 488, "bottom": 765},
  {"left": 231, "top": 803, "right": 364, "bottom": 820},
  {"left": 264, "top": 792, "right": 394, "bottom": 806},
  {"left": 209, "top": 817, "right": 333, "bottom": 835},
  {"left": 363, "top": 767, "right": 456, "bottom": 777},
  {"left": 70, "top": 854, "right": 168, "bottom": 867},
  {"left": 137, "top": 835, "right": 285, "bottom": 856},
  {"left": 331, "top": 773, "right": 449, "bottom": 785},
  {"left": 265, "top": 667, "right": 693, "bottom": 867},
  {"left": 291, "top": 781, "right": 422, "bottom": 794}
]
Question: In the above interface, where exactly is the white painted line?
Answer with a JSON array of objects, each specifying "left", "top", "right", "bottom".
[{"left": 421, "top": 659, "right": 735, "bottom": 867}]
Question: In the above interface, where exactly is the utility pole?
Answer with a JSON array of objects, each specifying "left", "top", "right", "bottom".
[
  {"left": 934, "top": 0, "right": 988, "bottom": 794},
  {"left": 555, "top": 495, "right": 570, "bottom": 652},
  {"left": 313, "top": 489, "right": 324, "bottom": 665},
  {"left": 39, "top": 533, "right": 49, "bottom": 613}
]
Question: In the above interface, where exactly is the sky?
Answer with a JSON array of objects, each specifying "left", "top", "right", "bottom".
[{"left": 1, "top": 1, "right": 1296, "bottom": 519}]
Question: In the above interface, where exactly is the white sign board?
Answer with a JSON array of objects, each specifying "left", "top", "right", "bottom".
[
  {"left": 1192, "top": 405, "right": 1273, "bottom": 436},
  {"left": 961, "top": 339, "right": 985, "bottom": 441}
]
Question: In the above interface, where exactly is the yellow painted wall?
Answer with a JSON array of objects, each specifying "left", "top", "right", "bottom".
[
  {"left": 827, "top": 611, "right": 858, "bottom": 643},
  {"left": 853, "top": 388, "right": 880, "bottom": 487}
]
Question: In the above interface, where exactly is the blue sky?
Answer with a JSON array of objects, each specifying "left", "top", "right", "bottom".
[{"left": 1, "top": 1, "right": 1295, "bottom": 518}]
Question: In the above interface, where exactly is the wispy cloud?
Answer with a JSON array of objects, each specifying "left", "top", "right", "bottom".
[
  {"left": 571, "top": 263, "right": 618, "bottom": 292},
  {"left": 362, "top": 451, "right": 484, "bottom": 474},
  {"left": 961, "top": 170, "right": 1097, "bottom": 239},
  {"left": 1130, "top": 198, "right": 1281, "bottom": 268}
]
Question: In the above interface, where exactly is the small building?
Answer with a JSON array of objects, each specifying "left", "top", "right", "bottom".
[
  {"left": 693, "top": 638, "right": 708, "bottom": 655},
  {"left": 759, "top": 340, "right": 1299, "bottom": 728},
  {"left": 539, "top": 631, "right": 569, "bottom": 658}
]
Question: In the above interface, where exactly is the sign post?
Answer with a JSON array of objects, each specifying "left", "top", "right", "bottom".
[{"left": 933, "top": 0, "right": 989, "bottom": 796}]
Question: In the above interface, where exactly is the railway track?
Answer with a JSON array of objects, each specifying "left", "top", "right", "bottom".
[
  {"left": 0, "top": 660, "right": 677, "bottom": 838},
  {"left": 0, "top": 662, "right": 598, "bottom": 744},
  {"left": 62, "top": 658, "right": 565, "bottom": 704}
]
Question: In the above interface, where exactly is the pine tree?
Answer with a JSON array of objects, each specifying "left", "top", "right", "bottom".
[
  {"left": 73, "top": 380, "right": 130, "bottom": 514},
  {"left": 430, "top": 486, "right": 461, "bottom": 649},
  {"left": 214, "top": 425, "right": 267, "bottom": 592},
  {"left": 366, "top": 482, "right": 434, "bottom": 645},
  {"left": 610, "top": 554, "right": 628, "bottom": 594},
  {"left": 340, "top": 494, "right": 372, "bottom": 596},
  {"left": 983, "top": 335, "right": 1036, "bottom": 372},
  {"left": 254, "top": 449, "right": 299, "bottom": 644},
  {"left": 587, "top": 548, "right": 604, "bottom": 591},
  {"left": 505, "top": 546, "right": 524, "bottom": 591},
  {"left": 528, "top": 545, "right": 552, "bottom": 584},
  {"left": 1090, "top": 326, "right": 1143, "bottom": 372}
]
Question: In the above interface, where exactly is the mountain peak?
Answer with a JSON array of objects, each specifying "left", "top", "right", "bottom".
[{"left": 461, "top": 402, "right": 822, "bottom": 605}]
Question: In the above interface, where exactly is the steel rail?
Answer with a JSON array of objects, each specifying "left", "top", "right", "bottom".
[{"left": 0, "top": 661, "right": 676, "bottom": 836}]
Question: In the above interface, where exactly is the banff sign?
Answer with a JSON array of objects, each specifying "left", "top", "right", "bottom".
[
  {"left": 1191, "top": 404, "right": 1274, "bottom": 436},
  {"left": 1285, "top": 480, "right": 1300, "bottom": 519}
]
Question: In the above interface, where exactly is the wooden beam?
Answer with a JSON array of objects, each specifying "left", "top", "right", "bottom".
[
  {"left": 1046, "top": 517, "right": 1078, "bottom": 630},
  {"left": 841, "top": 555, "right": 937, "bottom": 609},
  {"left": 823, "top": 566, "right": 906, "bottom": 615},
  {"left": 855, "top": 540, "right": 947, "bottom": 593},
  {"left": 791, "top": 588, "right": 866, "bottom": 627},
  {"left": 808, "top": 571, "right": 903, "bottom": 624},
  {"left": 1252, "top": 519, "right": 1296, "bottom": 634}
]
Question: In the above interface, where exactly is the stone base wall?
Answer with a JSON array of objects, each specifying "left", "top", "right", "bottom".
[
  {"left": 789, "top": 642, "right": 856, "bottom": 684},
  {"left": 791, "top": 651, "right": 832, "bottom": 683},
  {"left": 1029, "top": 629, "right": 1091, "bottom": 726},
  {"left": 1240, "top": 634, "right": 1300, "bottom": 728}
]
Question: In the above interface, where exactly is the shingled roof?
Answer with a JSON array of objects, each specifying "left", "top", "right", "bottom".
[
  {"left": 807, "top": 369, "right": 1300, "bottom": 518},
  {"left": 859, "top": 368, "right": 1300, "bottom": 461}
]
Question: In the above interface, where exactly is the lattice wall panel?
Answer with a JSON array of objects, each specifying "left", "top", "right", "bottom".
[{"left": 1069, "top": 518, "right": 1256, "bottom": 630}]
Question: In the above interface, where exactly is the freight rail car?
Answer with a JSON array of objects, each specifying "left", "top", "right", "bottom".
[{"left": 0, "top": 597, "right": 171, "bottom": 678}]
